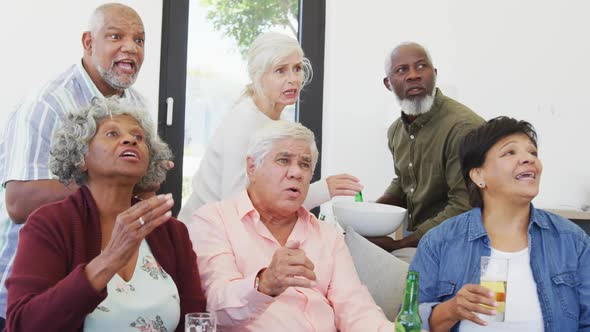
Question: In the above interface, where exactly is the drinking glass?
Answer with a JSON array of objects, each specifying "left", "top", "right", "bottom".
[
  {"left": 480, "top": 256, "right": 508, "bottom": 322},
  {"left": 185, "top": 312, "right": 216, "bottom": 332}
]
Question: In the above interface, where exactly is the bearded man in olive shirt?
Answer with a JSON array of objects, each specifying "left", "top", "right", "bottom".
[{"left": 368, "top": 42, "right": 484, "bottom": 258}]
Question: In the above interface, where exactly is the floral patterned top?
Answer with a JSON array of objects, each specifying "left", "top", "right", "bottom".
[{"left": 84, "top": 240, "right": 180, "bottom": 332}]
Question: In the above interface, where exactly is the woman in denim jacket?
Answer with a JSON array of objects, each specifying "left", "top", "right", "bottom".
[{"left": 409, "top": 117, "right": 590, "bottom": 331}]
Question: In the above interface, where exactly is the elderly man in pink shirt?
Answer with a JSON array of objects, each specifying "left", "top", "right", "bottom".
[{"left": 188, "top": 120, "right": 394, "bottom": 331}]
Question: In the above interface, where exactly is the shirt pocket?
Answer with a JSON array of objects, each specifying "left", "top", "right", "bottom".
[
  {"left": 436, "top": 280, "right": 456, "bottom": 301},
  {"left": 551, "top": 271, "right": 580, "bottom": 320},
  {"left": 419, "top": 161, "right": 444, "bottom": 192}
]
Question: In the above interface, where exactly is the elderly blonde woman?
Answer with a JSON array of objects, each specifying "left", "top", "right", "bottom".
[
  {"left": 188, "top": 120, "right": 394, "bottom": 331},
  {"left": 178, "top": 32, "right": 362, "bottom": 222},
  {"left": 6, "top": 98, "right": 206, "bottom": 332}
]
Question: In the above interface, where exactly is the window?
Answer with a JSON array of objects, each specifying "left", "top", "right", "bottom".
[
  {"left": 158, "top": 0, "right": 325, "bottom": 216},
  {"left": 182, "top": 0, "right": 300, "bottom": 201}
]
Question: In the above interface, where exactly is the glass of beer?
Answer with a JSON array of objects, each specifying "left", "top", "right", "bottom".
[
  {"left": 186, "top": 312, "right": 216, "bottom": 332},
  {"left": 480, "top": 256, "right": 508, "bottom": 322}
]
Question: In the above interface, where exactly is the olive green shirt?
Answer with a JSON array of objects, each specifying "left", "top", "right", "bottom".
[{"left": 386, "top": 89, "right": 484, "bottom": 238}]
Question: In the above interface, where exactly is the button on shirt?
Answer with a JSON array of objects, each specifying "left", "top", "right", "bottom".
[
  {"left": 385, "top": 88, "right": 484, "bottom": 238},
  {"left": 188, "top": 191, "right": 394, "bottom": 332},
  {"left": 0, "top": 62, "right": 145, "bottom": 317},
  {"left": 409, "top": 206, "right": 590, "bottom": 332}
]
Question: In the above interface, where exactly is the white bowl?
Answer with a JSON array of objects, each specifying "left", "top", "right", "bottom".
[{"left": 332, "top": 201, "right": 406, "bottom": 237}]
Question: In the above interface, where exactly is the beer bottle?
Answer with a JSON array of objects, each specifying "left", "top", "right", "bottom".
[{"left": 395, "top": 271, "right": 422, "bottom": 332}]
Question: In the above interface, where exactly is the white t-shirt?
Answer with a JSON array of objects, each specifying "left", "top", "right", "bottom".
[
  {"left": 178, "top": 96, "right": 330, "bottom": 223},
  {"left": 459, "top": 247, "right": 544, "bottom": 332}
]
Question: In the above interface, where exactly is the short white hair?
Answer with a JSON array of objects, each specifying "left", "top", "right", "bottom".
[
  {"left": 87, "top": 3, "right": 140, "bottom": 35},
  {"left": 384, "top": 41, "right": 434, "bottom": 78},
  {"left": 245, "top": 32, "right": 313, "bottom": 97},
  {"left": 247, "top": 120, "right": 319, "bottom": 174}
]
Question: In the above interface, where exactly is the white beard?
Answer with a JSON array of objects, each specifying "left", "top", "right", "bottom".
[
  {"left": 93, "top": 53, "right": 137, "bottom": 90},
  {"left": 397, "top": 88, "right": 436, "bottom": 116}
]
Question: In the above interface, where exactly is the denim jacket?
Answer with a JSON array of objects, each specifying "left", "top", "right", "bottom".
[{"left": 409, "top": 206, "right": 590, "bottom": 331}]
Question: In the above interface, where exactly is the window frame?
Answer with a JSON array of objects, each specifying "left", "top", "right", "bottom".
[{"left": 157, "top": 0, "right": 326, "bottom": 217}]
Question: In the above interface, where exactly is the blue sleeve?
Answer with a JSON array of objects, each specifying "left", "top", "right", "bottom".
[
  {"left": 578, "top": 232, "right": 590, "bottom": 330},
  {"left": 409, "top": 234, "right": 442, "bottom": 331}
]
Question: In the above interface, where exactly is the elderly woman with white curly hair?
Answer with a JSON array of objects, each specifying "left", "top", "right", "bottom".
[
  {"left": 178, "top": 32, "right": 362, "bottom": 222},
  {"left": 189, "top": 120, "right": 394, "bottom": 331},
  {"left": 5, "top": 98, "right": 206, "bottom": 332}
]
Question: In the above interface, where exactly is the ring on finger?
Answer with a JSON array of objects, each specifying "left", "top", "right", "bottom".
[{"left": 138, "top": 217, "right": 145, "bottom": 226}]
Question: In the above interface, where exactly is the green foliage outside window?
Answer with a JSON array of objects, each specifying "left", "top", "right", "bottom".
[{"left": 201, "top": 0, "right": 299, "bottom": 57}]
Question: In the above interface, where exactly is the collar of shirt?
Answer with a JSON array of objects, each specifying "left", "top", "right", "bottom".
[
  {"left": 234, "top": 190, "right": 319, "bottom": 247},
  {"left": 75, "top": 59, "right": 131, "bottom": 99}
]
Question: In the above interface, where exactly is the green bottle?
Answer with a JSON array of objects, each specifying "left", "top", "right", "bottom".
[
  {"left": 355, "top": 191, "right": 363, "bottom": 202},
  {"left": 395, "top": 271, "right": 422, "bottom": 332}
]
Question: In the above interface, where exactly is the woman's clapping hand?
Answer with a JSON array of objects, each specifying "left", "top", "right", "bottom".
[{"left": 85, "top": 194, "right": 174, "bottom": 291}]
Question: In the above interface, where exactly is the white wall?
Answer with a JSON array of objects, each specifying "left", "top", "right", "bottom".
[
  {"left": 323, "top": 0, "right": 590, "bottom": 211},
  {"left": 0, "top": 1, "right": 162, "bottom": 126}
]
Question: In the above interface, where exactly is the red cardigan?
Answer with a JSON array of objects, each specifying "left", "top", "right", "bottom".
[{"left": 5, "top": 186, "right": 206, "bottom": 332}]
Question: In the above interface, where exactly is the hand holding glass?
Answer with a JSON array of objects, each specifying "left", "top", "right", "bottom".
[
  {"left": 185, "top": 312, "right": 216, "bottom": 332},
  {"left": 480, "top": 256, "right": 508, "bottom": 322}
]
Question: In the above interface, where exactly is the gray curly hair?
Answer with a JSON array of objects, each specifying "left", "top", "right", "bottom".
[{"left": 50, "top": 97, "right": 173, "bottom": 191}]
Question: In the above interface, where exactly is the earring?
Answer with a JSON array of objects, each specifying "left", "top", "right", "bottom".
[{"left": 479, "top": 183, "right": 485, "bottom": 188}]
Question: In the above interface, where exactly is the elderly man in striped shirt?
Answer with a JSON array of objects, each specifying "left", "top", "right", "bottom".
[{"left": 0, "top": 3, "right": 147, "bottom": 328}]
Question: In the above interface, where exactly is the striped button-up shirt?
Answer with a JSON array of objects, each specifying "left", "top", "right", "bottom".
[{"left": 0, "top": 61, "right": 145, "bottom": 317}]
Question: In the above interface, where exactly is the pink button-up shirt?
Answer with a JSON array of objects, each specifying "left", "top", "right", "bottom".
[{"left": 188, "top": 191, "right": 394, "bottom": 332}]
